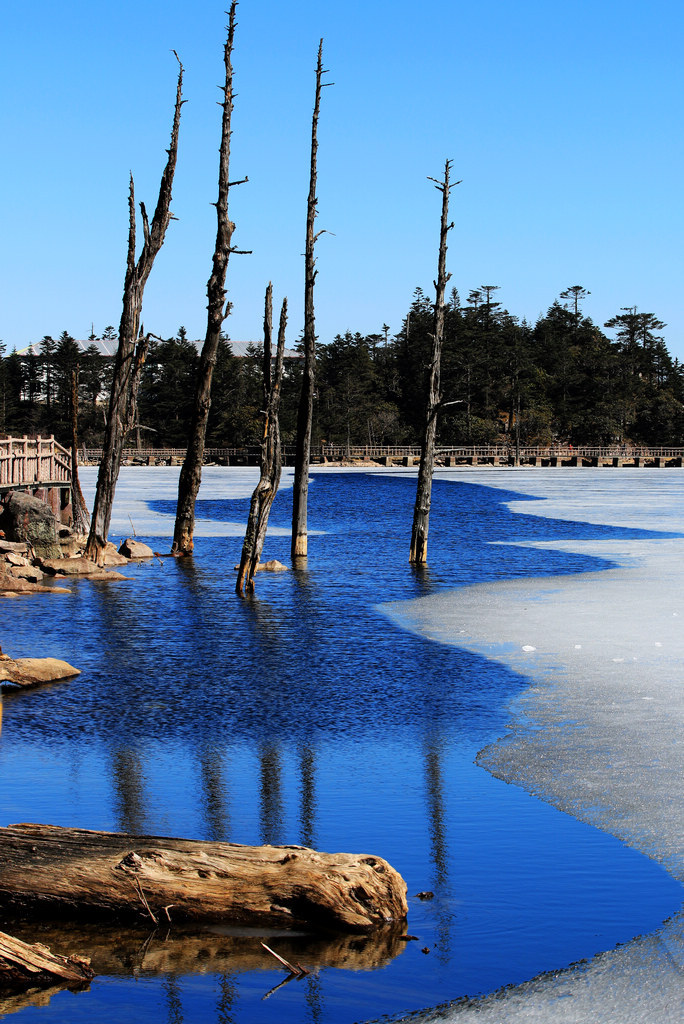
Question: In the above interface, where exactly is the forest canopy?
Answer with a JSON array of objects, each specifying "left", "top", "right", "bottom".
[{"left": 1, "top": 285, "right": 682, "bottom": 450}]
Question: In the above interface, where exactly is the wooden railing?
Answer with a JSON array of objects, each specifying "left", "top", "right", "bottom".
[
  {"left": 77, "top": 443, "right": 684, "bottom": 465},
  {"left": 0, "top": 435, "right": 72, "bottom": 489}
]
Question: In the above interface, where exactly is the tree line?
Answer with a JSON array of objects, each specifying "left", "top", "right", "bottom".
[{"left": 2, "top": 284, "right": 682, "bottom": 450}]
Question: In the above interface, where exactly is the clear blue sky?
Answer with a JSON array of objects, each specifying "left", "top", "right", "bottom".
[{"left": 2, "top": 1, "right": 683, "bottom": 357}]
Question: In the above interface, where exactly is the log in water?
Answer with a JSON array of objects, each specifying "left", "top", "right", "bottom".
[
  {"left": 0, "top": 928, "right": 93, "bottom": 992},
  {"left": 0, "top": 824, "right": 408, "bottom": 933}
]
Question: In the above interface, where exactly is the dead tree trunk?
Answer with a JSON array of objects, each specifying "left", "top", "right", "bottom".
[
  {"left": 173, "top": 3, "right": 248, "bottom": 556},
  {"left": 85, "top": 60, "right": 184, "bottom": 565},
  {"left": 0, "top": 929, "right": 94, "bottom": 992},
  {"left": 409, "top": 160, "right": 456, "bottom": 564},
  {"left": 291, "top": 40, "right": 328, "bottom": 560},
  {"left": 70, "top": 368, "right": 90, "bottom": 535},
  {"left": 0, "top": 824, "right": 408, "bottom": 934},
  {"left": 236, "top": 285, "right": 287, "bottom": 595}
]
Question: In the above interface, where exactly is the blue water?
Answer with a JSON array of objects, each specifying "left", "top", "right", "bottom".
[{"left": 0, "top": 473, "right": 681, "bottom": 1023}]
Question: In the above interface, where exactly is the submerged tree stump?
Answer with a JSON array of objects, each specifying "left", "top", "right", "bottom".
[
  {"left": 0, "top": 929, "right": 93, "bottom": 993},
  {"left": 0, "top": 825, "right": 408, "bottom": 934}
]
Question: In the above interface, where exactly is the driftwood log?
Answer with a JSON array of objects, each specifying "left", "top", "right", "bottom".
[
  {"left": 0, "top": 929, "right": 93, "bottom": 993},
  {"left": 0, "top": 825, "right": 407, "bottom": 933}
]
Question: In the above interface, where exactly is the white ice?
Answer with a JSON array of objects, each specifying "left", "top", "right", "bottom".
[
  {"left": 379, "top": 466, "right": 684, "bottom": 1024},
  {"left": 79, "top": 465, "right": 298, "bottom": 540}
]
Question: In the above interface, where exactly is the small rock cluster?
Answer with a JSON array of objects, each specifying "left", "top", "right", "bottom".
[{"left": 0, "top": 491, "right": 155, "bottom": 597}]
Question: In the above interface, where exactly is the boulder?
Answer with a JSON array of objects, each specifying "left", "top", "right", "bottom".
[
  {"left": 5, "top": 552, "right": 29, "bottom": 567},
  {"left": 39, "top": 557, "right": 99, "bottom": 577},
  {"left": 256, "top": 559, "right": 288, "bottom": 573},
  {"left": 0, "top": 540, "right": 31, "bottom": 555},
  {"left": 118, "top": 539, "right": 154, "bottom": 560},
  {"left": 59, "top": 535, "right": 87, "bottom": 559},
  {"left": 9, "top": 566, "right": 44, "bottom": 583},
  {"left": 0, "top": 572, "right": 69, "bottom": 596},
  {"left": 84, "top": 570, "right": 130, "bottom": 582},
  {"left": 0, "top": 656, "right": 81, "bottom": 688},
  {"left": 0, "top": 493, "right": 61, "bottom": 560},
  {"left": 102, "top": 546, "right": 130, "bottom": 567}
]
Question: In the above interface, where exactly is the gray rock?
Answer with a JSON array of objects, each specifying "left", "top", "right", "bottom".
[
  {"left": 118, "top": 538, "right": 155, "bottom": 559},
  {"left": 0, "top": 492, "right": 61, "bottom": 560},
  {"left": 9, "top": 565, "right": 44, "bottom": 582},
  {"left": 39, "top": 556, "right": 99, "bottom": 576}
]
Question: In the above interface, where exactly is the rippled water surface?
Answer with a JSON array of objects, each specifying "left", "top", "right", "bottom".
[{"left": 1, "top": 471, "right": 681, "bottom": 1023}]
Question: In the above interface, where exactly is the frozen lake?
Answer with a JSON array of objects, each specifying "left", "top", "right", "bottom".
[{"left": 1, "top": 466, "right": 683, "bottom": 1023}]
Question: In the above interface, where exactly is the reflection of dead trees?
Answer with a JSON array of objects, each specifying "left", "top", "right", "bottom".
[
  {"left": 423, "top": 739, "right": 447, "bottom": 887},
  {"left": 299, "top": 745, "right": 317, "bottom": 849},
  {"left": 423, "top": 737, "right": 453, "bottom": 960},
  {"left": 197, "top": 749, "right": 229, "bottom": 842},
  {"left": 258, "top": 742, "right": 284, "bottom": 846},
  {"left": 236, "top": 285, "right": 287, "bottom": 595},
  {"left": 111, "top": 749, "right": 147, "bottom": 835}
]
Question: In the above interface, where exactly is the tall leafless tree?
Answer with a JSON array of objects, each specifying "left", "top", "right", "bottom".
[
  {"left": 236, "top": 283, "right": 287, "bottom": 595},
  {"left": 85, "top": 59, "right": 184, "bottom": 563},
  {"left": 409, "top": 160, "right": 457, "bottom": 564},
  {"left": 291, "top": 40, "right": 329, "bottom": 560},
  {"left": 173, "top": 2, "right": 248, "bottom": 556}
]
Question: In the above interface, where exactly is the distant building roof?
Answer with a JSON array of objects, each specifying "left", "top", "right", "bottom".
[{"left": 15, "top": 338, "right": 302, "bottom": 360}]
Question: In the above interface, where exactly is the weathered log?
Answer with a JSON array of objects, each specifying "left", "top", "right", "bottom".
[
  {"left": 0, "top": 825, "right": 408, "bottom": 934},
  {"left": 0, "top": 657, "right": 80, "bottom": 689},
  {"left": 0, "top": 928, "right": 93, "bottom": 993}
]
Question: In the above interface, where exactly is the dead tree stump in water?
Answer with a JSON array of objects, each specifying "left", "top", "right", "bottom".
[
  {"left": 86, "top": 58, "right": 183, "bottom": 565},
  {"left": 410, "top": 159, "right": 458, "bottom": 564},
  {"left": 236, "top": 285, "right": 287, "bottom": 595},
  {"left": 173, "top": 3, "right": 249, "bottom": 556}
]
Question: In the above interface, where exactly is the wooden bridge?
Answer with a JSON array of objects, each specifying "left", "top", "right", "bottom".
[
  {"left": 78, "top": 443, "right": 684, "bottom": 469},
  {"left": 0, "top": 436, "right": 73, "bottom": 519}
]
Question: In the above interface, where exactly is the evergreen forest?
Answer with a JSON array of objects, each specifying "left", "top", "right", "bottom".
[{"left": 1, "top": 284, "right": 682, "bottom": 451}]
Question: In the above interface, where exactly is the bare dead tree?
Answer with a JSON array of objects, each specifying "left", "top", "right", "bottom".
[
  {"left": 173, "top": 2, "right": 249, "bottom": 556},
  {"left": 291, "top": 39, "right": 329, "bottom": 560},
  {"left": 70, "top": 367, "right": 90, "bottom": 535},
  {"left": 85, "top": 59, "right": 184, "bottom": 564},
  {"left": 236, "top": 284, "right": 287, "bottom": 595},
  {"left": 409, "top": 160, "right": 457, "bottom": 564}
]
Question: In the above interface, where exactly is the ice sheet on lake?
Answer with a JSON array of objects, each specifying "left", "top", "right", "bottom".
[
  {"left": 380, "top": 467, "right": 684, "bottom": 1024},
  {"left": 79, "top": 465, "right": 297, "bottom": 539}
]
